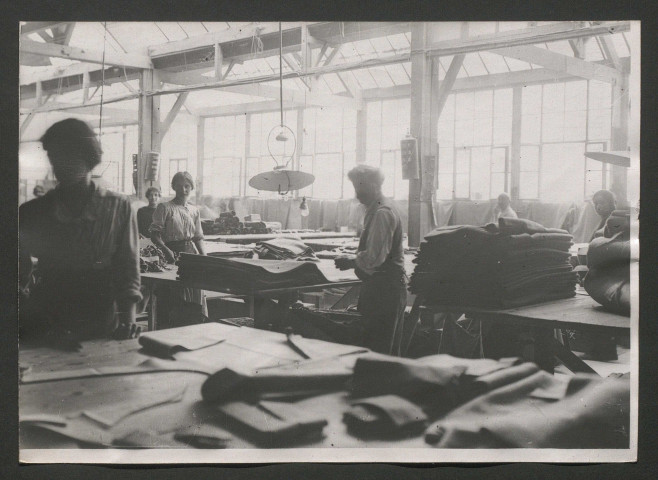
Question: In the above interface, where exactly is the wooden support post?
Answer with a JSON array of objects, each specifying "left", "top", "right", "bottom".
[
  {"left": 214, "top": 43, "right": 223, "bottom": 80},
  {"left": 408, "top": 23, "right": 439, "bottom": 247},
  {"left": 243, "top": 113, "right": 252, "bottom": 196},
  {"left": 35, "top": 81, "right": 43, "bottom": 107},
  {"left": 356, "top": 105, "right": 367, "bottom": 164},
  {"left": 196, "top": 117, "right": 205, "bottom": 200},
  {"left": 82, "top": 69, "right": 90, "bottom": 103},
  {"left": 510, "top": 86, "right": 523, "bottom": 201},
  {"left": 610, "top": 75, "right": 629, "bottom": 204},
  {"left": 137, "top": 69, "right": 161, "bottom": 198},
  {"left": 160, "top": 92, "right": 189, "bottom": 139},
  {"left": 301, "top": 24, "right": 316, "bottom": 92}
]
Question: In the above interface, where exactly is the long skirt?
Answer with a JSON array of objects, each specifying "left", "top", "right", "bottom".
[{"left": 155, "top": 240, "right": 207, "bottom": 328}]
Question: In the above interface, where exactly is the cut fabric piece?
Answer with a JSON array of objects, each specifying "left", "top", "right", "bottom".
[
  {"left": 112, "top": 429, "right": 185, "bottom": 448},
  {"left": 344, "top": 394, "right": 428, "bottom": 438},
  {"left": 82, "top": 384, "right": 187, "bottom": 428},
  {"left": 215, "top": 401, "right": 327, "bottom": 447},
  {"left": 426, "top": 373, "right": 630, "bottom": 448},
  {"left": 201, "top": 357, "right": 354, "bottom": 403},
  {"left": 138, "top": 322, "right": 235, "bottom": 358},
  {"left": 174, "top": 424, "right": 231, "bottom": 449},
  {"left": 351, "top": 355, "right": 466, "bottom": 417}
]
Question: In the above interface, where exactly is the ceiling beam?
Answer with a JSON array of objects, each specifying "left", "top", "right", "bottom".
[
  {"left": 197, "top": 100, "right": 296, "bottom": 117},
  {"left": 158, "top": 69, "right": 362, "bottom": 110},
  {"left": 361, "top": 58, "right": 630, "bottom": 101},
  {"left": 20, "top": 22, "right": 71, "bottom": 36},
  {"left": 20, "top": 38, "right": 153, "bottom": 69},
  {"left": 490, "top": 44, "right": 622, "bottom": 84},
  {"left": 436, "top": 54, "right": 464, "bottom": 117},
  {"left": 160, "top": 92, "right": 189, "bottom": 138},
  {"left": 427, "top": 21, "right": 630, "bottom": 58},
  {"left": 598, "top": 35, "right": 622, "bottom": 70}
]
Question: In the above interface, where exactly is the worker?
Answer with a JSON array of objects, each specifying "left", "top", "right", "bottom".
[
  {"left": 150, "top": 171, "right": 207, "bottom": 326},
  {"left": 137, "top": 186, "right": 161, "bottom": 238},
  {"left": 19, "top": 118, "right": 142, "bottom": 347},
  {"left": 32, "top": 185, "right": 45, "bottom": 198},
  {"left": 493, "top": 192, "right": 518, "bottom": 222},
  {"left": 590, "top": 189, "right": 617, "bottom": 240},
  {"left": 198, "top": 195, "right": 219, "bottom": 220},
  {"left": 335, "top": 165, "right": 407, "bottom": 354}
]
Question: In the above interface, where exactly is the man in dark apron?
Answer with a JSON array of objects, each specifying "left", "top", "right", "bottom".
[{"left": 335, "top": 165, "right": 407, "bottom": 354}]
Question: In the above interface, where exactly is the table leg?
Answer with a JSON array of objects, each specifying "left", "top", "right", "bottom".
[
  {"left": 548, "top": 336, "right": 599, "bottom": 375},
  {"left": 148, "top": 283, "right": 157, "bottom": 331}
]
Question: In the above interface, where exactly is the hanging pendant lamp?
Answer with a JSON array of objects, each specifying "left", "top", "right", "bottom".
[{"left": 248, "top": 22, "right": 315, "bottom": 195}]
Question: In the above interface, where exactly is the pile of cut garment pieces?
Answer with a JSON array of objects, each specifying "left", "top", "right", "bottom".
[
  {"left": 410, "top": 217, "right": 578, "bottom": 308},
  {"left": 139, "top": 244, "right": 173, "bottom": 273},
  {"left": 199, "top": 351, "right": 630, "bottom": 448},
  {"left": 250, "top": 237, "right": 317, "bottom": 261}
]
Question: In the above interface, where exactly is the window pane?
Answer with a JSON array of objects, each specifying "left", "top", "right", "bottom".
[
  {"left": 493, "top": 114, "right": 512, "bottom": 145},
  {"left": 521, "top": 114, "right": 541, "bottom": 143},
  {"left": 454, "top": 173, "right": 469, "bottom": 198},
  {"left": 470, "top": 147, "right": 491, "bottom": 200},
  {"left": 542, "top": 112, "right": 564, "bottom": 142},
  {"left": 437, "top": 174, "right": 453, "bottom": 200},
  {"left": 491, "top": 147, "right": 507, "bottom": 173},
  {"left": 438, "top": 147, "right": 454, "bottom": 173},
  {"left": 297, "top": 154, "right": 314, "bottom": 198},
  {"left": 342, "top": 152, "right": 357, "bottom": 198},
  {"left": 540, "top": 143, "right": 585, "bottom": 202},
  {"left": 490, "top": 172, "right": 506, "bottom": 198},
  {"left": 563, "top": 110, "right": 587, "bottom": 141},
  {"left": 455, "top": 119, "right": 474, "bottom": 146},
  {"left": 381, "top": 151, "right": 396, "bottom": 198},
  {"left": 494, "top": 88, "right": 513, "bottom": 117},
  {"left": 313, "top": 153, "right": 343, "bottom": 199},
  {"left": 520, "top": 146, "right": 539, "bottom": 172},
  {"left": 522, "top": 85, "right": 542, "bottom": 115},
  {"left": 588, "top": 109, "right": 611, "bottom": 140},
  {"left": 455, "top": 148, "right": 470, "bottom": 173},
  {"left": 565, "top": 80, "right": 587, "bottom": 112},
  {"left": 519, "top": 172, "right": 539, "bottom": 199},
  {"left": 473, "top": 116, "right": 492, "bottom": 146},
  {"left": 542, "top": 83, "right": 565, "bottom": 113}
]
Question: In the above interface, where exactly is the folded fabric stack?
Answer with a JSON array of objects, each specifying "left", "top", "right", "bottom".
[
  {"left": 409, "top": 217, "right": 577, "bottom": 308},
  {"left": 584, "top": 210, "right": 631, "bottom": 315},
  {"left": 177, "top": 253, "right": 330, "bottom": 292},
  {"left": 201, "top": 211, "right": 275, "bottom": 235},
  {"left": 252, "top": 237, "right": 317, "bottom": 261}
]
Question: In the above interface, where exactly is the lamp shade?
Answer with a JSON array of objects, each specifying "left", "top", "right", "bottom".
[
  {"left": 584, "top": 151, "right": 630, "bottom": 168},
  {"left": 248, "top": 170, "right": 315, "bottom": 193}
]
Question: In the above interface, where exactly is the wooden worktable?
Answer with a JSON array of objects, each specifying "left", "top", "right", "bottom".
[
  {"left": 19, "top": 324, "right": 428, "bottom": 450},
  {"left": 204, "top": 231, "right": 357, "bottom": 244}
]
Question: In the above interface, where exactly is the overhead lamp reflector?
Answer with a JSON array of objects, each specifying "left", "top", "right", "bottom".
[
  {"left": 248, "top": 170, "right": 315, "bottom": 193},
  {"left": 584, "top": 151, "right": 630, "bottom": 168}
]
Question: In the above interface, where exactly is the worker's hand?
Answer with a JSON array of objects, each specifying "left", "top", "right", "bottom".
[
  {"left": 112, "top": 322, "right": 142, "bottom": 340},
  {"left": 334, "top": 255, "right": 356, "bottom": 270},
  {"left": 164, "top": 248, "right": 177, "bottom": 264}
]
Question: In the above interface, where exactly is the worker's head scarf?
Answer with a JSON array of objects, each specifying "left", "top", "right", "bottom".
[
  {"left": 171, "top": 171, "right": 195, "bottom": 190},
  {"left": 41, "top": 118, "right": 103, "bottom": 169}
]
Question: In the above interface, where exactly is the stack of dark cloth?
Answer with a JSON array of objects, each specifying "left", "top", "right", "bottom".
[
  {"left": 252, "top": 238, "right": 317, "bottom": 261},
  {"left": 177, "top": 253, "right": 330, "bottom": 292},
  {"left": 584, "top": 210, "right": 631, "bottom": 315},
  {"left": 409, "top": 217, "right": 577, "bottom": 308},
  {"left": 201, "top": 211, "right": 275, "bottom": 235}
]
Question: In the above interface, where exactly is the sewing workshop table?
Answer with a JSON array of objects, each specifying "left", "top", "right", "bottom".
[
  {"left": 18, "top": 324, "right": 429, "bottom": 450},
  {"left": 204, "top": 231, "right": 357, "bottom": 245},
  {"left": 420, "top": 294, "right": 630, "bottom": 375},
  {"left": 141, "top": 260, "right": 361, "bottom": 331}
]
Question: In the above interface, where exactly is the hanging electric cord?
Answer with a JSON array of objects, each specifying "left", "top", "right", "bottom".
[{"left": 279, "top": 21, "right": 283, "bottom": 128}]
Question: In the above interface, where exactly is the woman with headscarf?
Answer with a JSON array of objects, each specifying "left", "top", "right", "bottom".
[
  {"left": 19, "top": 118, "right": 142, "bottom": 347},
  {"left": 150, "top": 171, "right": 207, "bottom": 326}
]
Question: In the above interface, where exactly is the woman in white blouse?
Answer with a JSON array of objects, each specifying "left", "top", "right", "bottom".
[{"left": 150, "top": 171, "right": 207, "bottom": 326}]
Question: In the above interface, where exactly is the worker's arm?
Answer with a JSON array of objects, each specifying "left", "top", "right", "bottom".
[
  {"left": 111, "top": 200, "right": 142, "bottom": 339},
  {"left": 149, "top": 203, "right": 177, "bottom": 263},
  {"left": 192, "top": 207, "right": 206, "bottom": 255},
  {"left": 354, "top": 209, "right": 396, "bottom": 274}
]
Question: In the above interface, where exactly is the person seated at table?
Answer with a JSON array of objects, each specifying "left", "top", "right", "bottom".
[
  {"left": 198, "top": 195, "right": 219, "bottom": 220},
  {"left": 19, "top": 118, "right": 142, "bottom": 347},
  {"left": 137, "top": 186, "right": 161, "bottom": 238},
  {"left": 150, "top": 171, "right": 207, "bottom": 327},
  {"left": 590, "top": 189, "right": 617, "bottom": 241},
  {"left": 335, "top": 165, "right": 406, "bottom": 354},
  {"left": 492, "top": 192, "right": 518, "bottom": 222}
]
